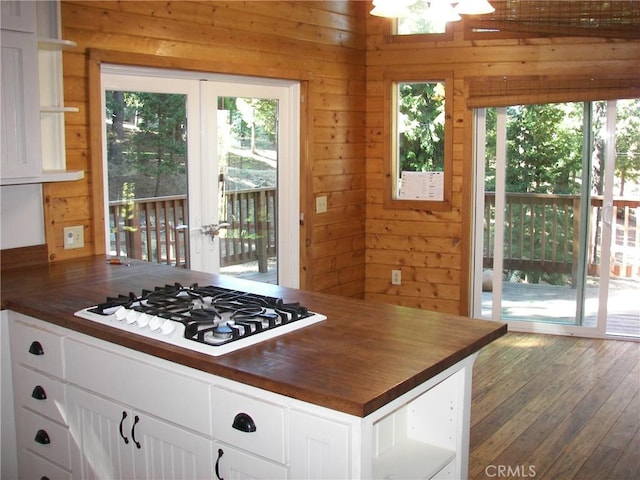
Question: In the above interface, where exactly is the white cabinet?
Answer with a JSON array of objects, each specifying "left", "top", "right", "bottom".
[
  {"left": 289, "top": 409, "right": 352, "bottom": 479},
  {"left": 0, "top": 0, "right": 83, "bottom": 185},
  {"left": 9, "top": 311, "right": 72, "bottom": 479},
  {"left": 67, "top": 386, "right": 213, "bottom": 480},
  {"left": 6, "top": 311, "right": 478, "bottom": 480},
  {"left": 1, "top": 0, "right": 36, "bottom": 32},
  {"left": 64, "top": 337, "right": 214, "bottom": 480},
  {"left": 0, "top": 28, "right": 41, "bottom": 179}
]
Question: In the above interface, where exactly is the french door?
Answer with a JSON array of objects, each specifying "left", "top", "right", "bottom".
[
  {"left": 472, "top": 100, "right": 639, "bottom": 338},
  {"left": 101, "top": 66, "right": 300, "bottom": 287}
]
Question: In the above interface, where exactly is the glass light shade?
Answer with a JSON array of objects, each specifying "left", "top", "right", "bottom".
[
  {"left": 455, "top": 0, "right": 495, "bottom": 15},
  {"left": 370, "top": 0, "right": 416, "bottom": 18},
  {"left": 428, "top": 0, "right": 461, "bottom": 23}
]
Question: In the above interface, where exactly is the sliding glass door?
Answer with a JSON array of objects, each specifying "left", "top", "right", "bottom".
[{"left": 472, "top": 99, "right": 639, "bottom": 338}]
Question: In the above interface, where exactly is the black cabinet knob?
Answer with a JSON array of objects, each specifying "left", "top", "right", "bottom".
[
  {"left": 29, "top": 341, "right": 44, "bottom": 356},
  {"left": 31, "top": 385, "right": 47, "bottom": 400},
  {"left": 41, "top": 477, "right": 50, "bottom": 480},
  {"left": 34, "top": 429, "right": 50, "bottom": 445},
  {"left": 232, "top": 412, "right": 257, "bottom": 432}
]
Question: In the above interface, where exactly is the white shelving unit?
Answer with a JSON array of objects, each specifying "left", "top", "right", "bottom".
[{"left": 0, "top": 0, "right": 83, "bottom": 185}]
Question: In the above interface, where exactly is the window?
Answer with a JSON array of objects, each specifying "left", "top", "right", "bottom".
[
  {"left": 384, "top": 73, "right": 453, "bottom": 210},
  {"left": 396, "top": 0, "right": 448, "bottom": 34}
]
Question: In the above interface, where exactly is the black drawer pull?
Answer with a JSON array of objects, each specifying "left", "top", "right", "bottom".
[
  {"left": 232, "top": 412, "right": 257, "bottom": 432},
  {"left": 29, "top": 341, "right": 44, "bottom": 356},
  {"left": 34, "top": 429, "right": 50, "bottom": 445},
  {"left": 41, "top": 477, "right": 50, "bottom": 480},
  {"left": 32, "top": 385, "right": 47, "bottom": 400}
]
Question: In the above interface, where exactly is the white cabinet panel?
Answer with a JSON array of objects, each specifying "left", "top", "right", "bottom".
[
  {"left": 0, "top": 0, "right": 36, "bottom": 32},
  {"left": 13, "top": 365, "right": 67, "bottom": 425},
  {"left": 289, "top": 409, "right": 352, "bottom": 480},
  {"left": 68, "top": 386, "right": 213, "bottom": 480},
  {"left": 65, "top": 337, "right": 212, "bottom": 436},
  {"left": 213, "top": 443, "right": 288, "bottom": 480},
  {"left": 0, "top": 29, "right": 41, "bottom": 179},
  {"left": 18, "top": 448, "right": 72, "bottom": 480},
  {"left": 211, "top": 386, "right": 286, "bottom": 464},
  {"left": 16, "top": 404, "right": 71, "bottom": 470},
  {"left": 10, "top": 312, "right": 65, "bottom": 378}
]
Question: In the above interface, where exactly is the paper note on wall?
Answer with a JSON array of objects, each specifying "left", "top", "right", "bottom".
[{"left": 399, "top": 171, "right": 444, "bottom": 201}]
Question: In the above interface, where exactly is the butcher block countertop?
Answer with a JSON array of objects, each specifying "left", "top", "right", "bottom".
[{"left": 1, "top": 256, "right": 506, "bottom": 417}]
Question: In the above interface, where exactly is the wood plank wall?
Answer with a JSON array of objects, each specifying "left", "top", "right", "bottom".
[
  {"left": 364, "top": 18, "right": 640, "bottom": 315},
  {"left": 48, "top": 1, "right": 367, "bottom": 297},
  {"left": 42, "top": 1, "right": 640, "bottom": 314}
]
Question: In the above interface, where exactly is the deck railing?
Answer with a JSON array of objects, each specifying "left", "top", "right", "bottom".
[
  {"left": 483, "top": 192, "right": 639, "bottom": 281},
  {"left": 109, "top": 190, "right": 638, "bottom": 279},
  {"left": 108, "top": 188, "right": 276, "bottom": 269}
]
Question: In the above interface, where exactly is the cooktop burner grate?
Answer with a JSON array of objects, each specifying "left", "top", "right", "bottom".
[{"left": 74, "top": 283, "right": 326, "bottom": 356}]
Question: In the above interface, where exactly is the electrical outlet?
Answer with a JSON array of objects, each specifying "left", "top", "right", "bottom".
[
  {"left": 316, "top": 195, "right": 328, "bottom": 214},
  {"left": 391, "top": 269, "right": 402, "bottom": 285},
  {"left": 64, "top": 226, "right": 84, "bottom": 250}
]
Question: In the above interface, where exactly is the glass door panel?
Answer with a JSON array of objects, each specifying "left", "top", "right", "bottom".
[
  {"left": 601, "top": 99, "right": 640, "bottom": 337},
  {"left": 104, "top": 88, "right": 190, "bottom": 268},
  {"left": 216, "top": 96, "right": 279, "bottom": 284},
  {"left": 474, "top": 99, "right": 640, "bottom": 338}
]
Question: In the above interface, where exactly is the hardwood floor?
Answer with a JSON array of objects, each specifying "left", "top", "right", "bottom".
[{"left": 470, "top": 332, "right": 640, "bottom": 480}]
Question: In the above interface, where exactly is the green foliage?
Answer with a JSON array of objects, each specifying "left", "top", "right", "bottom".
[
  {"left": 105, "top": 91, "right": 187, "bottom": 199},
  {"left": 398, "top": 82, "right": 446, "bottom": 172},
  {"left": 483, "top": 101, "right": 640, "bottom": 285}
]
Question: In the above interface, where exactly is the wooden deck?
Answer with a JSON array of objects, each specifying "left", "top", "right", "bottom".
[
  {"left": 470, "top": 332, "right": 640, "bottom": 480},
  {"left": 481, "top": 279, "right": 640, "bottom": 338}
]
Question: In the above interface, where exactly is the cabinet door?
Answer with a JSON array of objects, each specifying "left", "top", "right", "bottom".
[
  {"left": 289, "top": 409, "right": 351, "bottom": 480},
  {"left": 131, "top": 408, "right": 213, "bottom": 480},
  {"left": 68, "top": 386, "right": 214, "bottom": 480},
  {"left": 0, "top": 29, "right": 41, "bottom": 179},
  {"left": 67, "top": 386, "right": 134, "bottom": 480},
  {"left": 0, "top": 0, "right": 36, "bottom": 32}
]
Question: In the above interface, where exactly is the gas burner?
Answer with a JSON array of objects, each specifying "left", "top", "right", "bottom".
[{"left": 74, "top": 283, "right": 326, "bottom": 356}]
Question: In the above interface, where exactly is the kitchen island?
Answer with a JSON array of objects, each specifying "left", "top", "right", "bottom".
[{"left": 1, "top": 256, "right": 506, "bottom": 479}]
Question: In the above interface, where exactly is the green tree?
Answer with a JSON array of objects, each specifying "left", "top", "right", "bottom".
[
  {"left": 615, "top": 99, "right": 640, "bottom": 195},
  {"left": 398, "top": 82, "right": 446, "bottom": 172},
  {"left": 131, "top": 93, "right": 186, "bottom": 197}
]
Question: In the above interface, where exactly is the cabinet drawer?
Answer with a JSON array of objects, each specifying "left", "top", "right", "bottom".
[
  {"left": 10, "top": 312, "right": 64, "bottom": 378},
  {"left": 214, "top": 443, "right": 288, "bottom": 479},
  {"left": 211, "top": 386, "right": 286, "bottom": 463},
  {"left": 65, "top": 337, "right": 212, "bottom": 436},
  {"left": 18, "top": 447, "right": 71, "bottom": 480},
  {"left": 13, "top": 365, "right": 67, "bottom": 425},
  {"left": 16, "top": 407, "right": 71, "bottom": 470}
]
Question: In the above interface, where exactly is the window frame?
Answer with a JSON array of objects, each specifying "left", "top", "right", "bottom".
[{"left": 383, "top": 71, "right": 454, "bottom": 211}]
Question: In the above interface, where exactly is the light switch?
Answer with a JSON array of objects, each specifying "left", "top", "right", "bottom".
[{"left": 316, "top": 196, "right": 328, "bottom": 214}]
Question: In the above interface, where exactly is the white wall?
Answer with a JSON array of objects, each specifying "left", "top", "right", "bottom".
[{"left": 0, "top": 184, "right": 45, "bottom": 249}]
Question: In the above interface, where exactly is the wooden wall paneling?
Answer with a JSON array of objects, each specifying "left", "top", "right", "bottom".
[
  {"left": 51, "top": 1, "right": 367, "bottom": 298},
  {"left": 364, "top": 15, "right": 640, "bottom": 316}
]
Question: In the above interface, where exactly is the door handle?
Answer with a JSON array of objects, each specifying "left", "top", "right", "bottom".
[
  {"left": 119, "top": 411, "right": 129, "bottom": 445},
  {"left": 201, "top": 223, "right": 230, "bottom": 238},
  {"left": 131, "top": 415, "right": 141, "bottom": 449}
]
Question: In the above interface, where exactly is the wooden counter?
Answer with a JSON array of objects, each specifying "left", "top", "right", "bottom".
[{"left": 1, "top": 256, "right": 506, "bottom": 417}]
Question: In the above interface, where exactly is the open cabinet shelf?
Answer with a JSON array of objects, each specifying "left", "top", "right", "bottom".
[{"left": 373, "top": 439, "right": 455, "bottom": 479}]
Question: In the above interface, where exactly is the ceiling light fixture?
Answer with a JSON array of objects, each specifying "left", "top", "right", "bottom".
[
  {"left": 369, "top": 0, "right": 415, "bottom": 18},
  {"left": 370, "top": 0, "right": 495, "bottom": 19}
]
